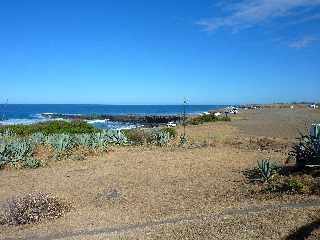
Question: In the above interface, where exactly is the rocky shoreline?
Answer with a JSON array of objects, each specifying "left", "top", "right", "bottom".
[{"left": 41, "top": 113, "right": 181, "bottom": 126}]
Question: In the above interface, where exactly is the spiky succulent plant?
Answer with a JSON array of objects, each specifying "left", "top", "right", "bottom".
[
  {"left": 29, "top": 132, "right": 45, "bottom": 146},
  {"left": 257, "top": 159, "right": 278, "bottom": 182},
  {"left": 46, "top": 134, "right": 74, "bottom": 153}
]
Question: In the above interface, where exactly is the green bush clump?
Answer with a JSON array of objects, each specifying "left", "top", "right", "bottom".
[
  {"left": 160, "top": 127, "right": 177, "bottom": 139},
  {"left": 23, "top": 158, "right": 41, "bottom": 169},
  {"left": 1, "top": 192, "right": 69, "bottom": 225},
  {"left": 188, "top": 114, "right": 231, "bottom": 125},
  {"left": 264, "top": 175, "right": 319, "bottom": 195},
  {"left": 0, "top": 120, "right": 98, "bottom": 136},
  {"left": 123, "top": 128, "right": 175, "bottom": 146},
  {"left": 289, "top": 133, "right": 320, "bottom": 168},
  {"left": 122, "top": 129, "right": 147, "bottom": 145}
]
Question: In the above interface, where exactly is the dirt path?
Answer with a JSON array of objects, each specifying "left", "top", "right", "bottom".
[{"left": 4, "top": 201, "right": 320, "bottom": 240}]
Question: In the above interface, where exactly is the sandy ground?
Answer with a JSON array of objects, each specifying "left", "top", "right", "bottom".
[
  {"left": 1, "top": 107, "right": 320, "bottom": 240},
  {"left": 231, "top": 108, "right": 320, "bottom": 139}
]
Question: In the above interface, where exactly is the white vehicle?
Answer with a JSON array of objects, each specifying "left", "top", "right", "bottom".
[{"left": 166, "top": 121, "right": 177, "bottom": 127}]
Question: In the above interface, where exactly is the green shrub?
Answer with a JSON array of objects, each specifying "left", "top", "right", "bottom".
[
  {"left": 23, "top": 158, "right": 41, "bottom": 169},
  {"left": 289, "top": 134, "right": 320, "bottom": 168},
  {"left": 123, "top": 128, "right": 174, "bottom": 146},
  {"left": 0, "top": 120, "right": 98, "bottom": 136},
  {"left": 187, "top": 114, "right": 231, "bottom": 125},
  {"left": 160, "top": 127, "right": 177, "bottom": 139},
  {"left": 123, "top": 129, "right": 147, "bottom": 145},
  {"left": 264, "top": 175, "right": 318, "bottom": 195}
]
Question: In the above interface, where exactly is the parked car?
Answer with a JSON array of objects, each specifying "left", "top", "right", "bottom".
[{"left": 167, "top": 121, "right": 177, "bottom": 127}]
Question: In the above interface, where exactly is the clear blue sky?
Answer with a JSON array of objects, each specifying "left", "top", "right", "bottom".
[{"left": 0, "top": 0, "right": 319, "bottom": 104}]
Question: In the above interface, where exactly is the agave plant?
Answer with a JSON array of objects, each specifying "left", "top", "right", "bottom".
[
  {"left": 114, "top": 131, "right": 128, "bottom": 145},
  {"left": 29, "top": 132, "right": 45, "bottom": 146},
  {"left": 289, "top": 134, "right": 320, "bottom": 168},
  {"left": 102, "top": 130, "right": 127, "bottom": 145},
  {"left": 46, "top": 134, "right": 74, "bottom": 153},
  {"left": 151, "top": 130, "right": 171, "bottom": 146},
  {"left": 0, "top": 129, "right": 16, "bottom": 139},
  {"left": 0, "top": 142, "right": 7, "bottom": 167},
  {"left": 75, "top": 134, "right": 92, "bottom": 148},
  {"left": 257, "top": 159, "right": 278, "bottom": 182},
  {"left": 95, "top": 134, "right": 108, "bottom": 151},
  {"left": 5, "top": 140, "right": 34, "bottom": 161},
  {"left": 0, "top": 141, "right": 6, "bottom": 155}
]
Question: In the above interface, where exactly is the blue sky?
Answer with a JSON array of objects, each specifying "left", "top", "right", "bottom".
[{"left": 0, "top": 0, "right": 319, "bottom": 104}]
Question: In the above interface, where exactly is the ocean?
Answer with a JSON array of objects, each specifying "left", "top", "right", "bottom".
[{"left": 0, "top": 104, "right": 224, "bottom": 129}]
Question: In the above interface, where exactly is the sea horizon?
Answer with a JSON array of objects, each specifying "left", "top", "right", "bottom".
[{"left": 0, "top": 104, "right": 226, "bottom": 129}]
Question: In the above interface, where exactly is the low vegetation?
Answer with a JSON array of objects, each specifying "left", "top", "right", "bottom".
[
  {"left": 123, "top": 127, "right": 176, "bottom": 146},
  {"left": 289, "top": 133, "right": 320, "bottom": 168},
  {"left": 247, "top": 160, "right": 320, "bottom": 196},
  {"left": 264, "top": 174, "right": 320, "bottom": 195},
  {"left": 246, "top": 130, "right": 320, "bottom": 196},
  {"left": 0, "top": 192, "right": 69, "bottom": 226},
  {"left": 0, "top": 121, "right": 178, "bottom": 169},
  {"left": 0, "top": 120, "right": 98, "bottom": 136},
  {"left": 257, "top": 159, "right": 279, "bottom": 182},
  {"left": 0, "top": 128, "right": 128, "bottom": 169},
  {"left": 187, "top": 114, "right": 230, "bottom": 125}
]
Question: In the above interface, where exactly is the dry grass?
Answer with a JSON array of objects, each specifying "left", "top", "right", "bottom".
[{"left": 1, "top": 108, "right": 320, "bottom": 239}]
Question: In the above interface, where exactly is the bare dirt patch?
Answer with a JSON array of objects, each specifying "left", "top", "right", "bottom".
[{"left": 230, "top": 108, "right": 320, "bottom": 139}]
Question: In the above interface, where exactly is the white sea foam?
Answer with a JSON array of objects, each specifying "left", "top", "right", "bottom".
[
  {"left": 0, "top": 118, "right": 47, "bottom": 125},
  {"left": 86, "top": 119, "right": 108, "bottom": 124},
  {"left": 42, "top": 112, "right": 55, "bottom": 115},
  {"left": 0, "top": 117, "right": 68, "bottom": 126}
]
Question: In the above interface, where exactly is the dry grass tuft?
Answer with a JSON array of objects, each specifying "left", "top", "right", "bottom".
[{"left": 1, "top": 192, "right": 70, "bottom": 226}]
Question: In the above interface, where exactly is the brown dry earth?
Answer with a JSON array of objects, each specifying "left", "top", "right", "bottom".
[{"left": 1, "top": 107, "right": 320, "bottom": 240}]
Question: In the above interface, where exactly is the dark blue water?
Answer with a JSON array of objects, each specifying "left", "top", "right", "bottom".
[{"left": 0, "top": 104, "right": 224, "bottom": 129}]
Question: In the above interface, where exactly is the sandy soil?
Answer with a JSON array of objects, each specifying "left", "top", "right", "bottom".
[
  {"left": 1, "top": 107, "right": 320, "bottom": 240},
  {"left": 230, "top": 108, "right": 320, "bottom": 139}
]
